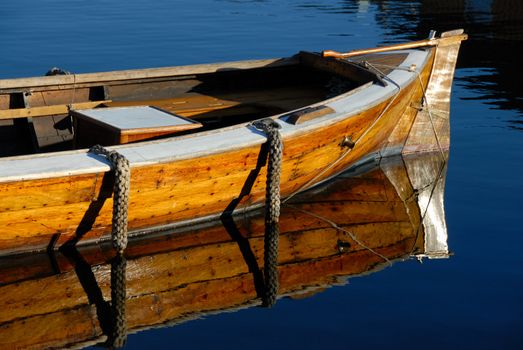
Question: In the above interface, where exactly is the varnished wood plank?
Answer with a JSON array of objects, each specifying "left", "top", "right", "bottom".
[
  {"left": 0, "top": 305, "right": 101, "bottom": 349},
  {"left": 26, "top": 88, "right": 92, "bottom": 108},
  {"left": 0, "top": 100, "right": 111, "bottom": 120},
  {"left": 0, "top": 58, "right": 298, "bottom": 90},
  {"left": 0, "top": 71, "right": 426, "bottom": 253},
  {"left": 285, "top": 105, "right": 335, "bottom": 124},
  {"left": 0, "top": 37, "right": 459, "bottom": 258},
  {"left": 0, "top": 94, "right": 9, "bottom": 110},
  {"left": 0, "top": 173, "right": 100, "bottom": 212},
  {"left": 0, "top": 163, "right": 412, "bottom": 284},
  {"left": 403, "top": 34, "right": 465, "bottom": 154}
]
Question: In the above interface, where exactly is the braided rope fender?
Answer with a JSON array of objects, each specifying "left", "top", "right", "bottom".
[
  {"left": 253, "top": 119, "right": 283, "bottom": 307},
  {"left": 89, "top": 145, "right": 130, "bottom": 254},
  {"left": 89, "top": 145, "right": 129, "bottom": 348}
]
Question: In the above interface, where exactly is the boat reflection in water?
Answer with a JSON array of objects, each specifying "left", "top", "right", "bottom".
[{"left": 0, "top": 151, "right": 449, "bottom": 349}]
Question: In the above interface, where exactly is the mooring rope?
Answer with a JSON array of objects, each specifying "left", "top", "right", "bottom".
[
  {"left": 89, "top": 145, "right": 130, "bottom": 348},
  {"left": 252, "top": 119, "right": 283, "bottom": 307}
]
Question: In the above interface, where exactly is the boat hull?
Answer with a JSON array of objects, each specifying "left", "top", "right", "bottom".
[{"left": 0, "top": 33, "right": 466, "bottom": 255}]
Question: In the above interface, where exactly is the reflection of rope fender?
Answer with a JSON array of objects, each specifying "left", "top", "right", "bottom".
[
  {"left": 89, "top": 145, "right": 130, "bottom": 348},
  {"left": 253, "top": 119, "right": 283, "bottom": 307},
  {"left": 109, "top": 254, "right": 127, "bottom": 348}
]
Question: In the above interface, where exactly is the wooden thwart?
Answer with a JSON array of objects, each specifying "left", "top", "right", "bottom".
[{"left": 0, "top": 100, "right": 111, "bottom": 120}]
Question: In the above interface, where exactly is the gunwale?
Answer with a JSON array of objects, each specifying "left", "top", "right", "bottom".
[
  {"left": 0, "top": 49, "right": 431, "bottom": 183},
  {"left": 0, "top": 58, "right": 298, "bottom": 90}
]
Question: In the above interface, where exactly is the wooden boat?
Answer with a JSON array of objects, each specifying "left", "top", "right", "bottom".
[
  {"left": 0, "top": 30, "right": 466, "bottom": 255},
  {"left": 0, "top": 152, "right": 449, "bottom": 349}
]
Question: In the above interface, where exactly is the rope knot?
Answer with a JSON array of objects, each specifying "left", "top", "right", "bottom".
[
  {"left": 45, "top": 67, "right": 71, "bottom": 76},
  {"left": 252, "top": 118, "right": 281, "bottom": 132}
]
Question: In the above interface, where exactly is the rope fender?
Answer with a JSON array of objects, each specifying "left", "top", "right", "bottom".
[
  {"left": 253, "top": 119, "right": 283, "bottom": 307},
  {"left": 89, "top": 145, "right": 130, "bottom": 348},
  {"left": 90, "top": 145, "right": 130, "bottom": 254}
]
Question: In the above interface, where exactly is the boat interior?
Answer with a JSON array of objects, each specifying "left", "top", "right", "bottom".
[{"left": 0, "top": 51, "right": 408, "bottom": 157}]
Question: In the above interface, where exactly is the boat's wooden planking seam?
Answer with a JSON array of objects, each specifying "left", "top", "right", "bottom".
[
  {"left": 0, "top": 104, "right": 389, "bottom": 250},
  {"left": 0, "top": 171, "right": 411, "bottom": 284},
  {"left": 0, "top": 112, "right": 389, "bottom": 212},
  {"left": 0, "top": 50, "right": 434, "bottom": 253}
]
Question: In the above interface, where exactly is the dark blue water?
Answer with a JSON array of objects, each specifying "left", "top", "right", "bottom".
[{"left": 1, "top": 1, "right": 522, "bottom": 349}]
